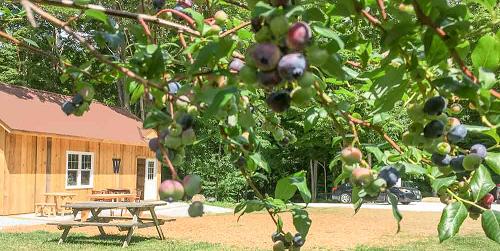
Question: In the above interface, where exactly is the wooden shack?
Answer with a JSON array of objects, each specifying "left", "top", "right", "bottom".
[{"left": 0, "top": 83, "right": 159, "bottom": 215}]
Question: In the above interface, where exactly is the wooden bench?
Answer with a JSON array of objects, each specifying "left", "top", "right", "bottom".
[{"left": 35, "top": 202, "right": 57, "bottom": 217}]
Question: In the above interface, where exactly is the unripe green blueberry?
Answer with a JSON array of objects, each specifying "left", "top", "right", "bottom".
[
  {"left": 298, "top": 71, "right": 315, "bottom": 87},
  {"left": 273, "top": 240, "right": 286, "bottom": 251},
  {"left": 462, "top": 154, "right": 482, "bottom": 171},
  {"left": 181, "top": 128, "right": 196, "bottom": 145},
  {"left": 407, "top": 103, "right": 425, "bottom": 121},
  {"left": 269, "top": 15, "right": 288, "bottom": 37},
  {"left": 214, "top": 10, "right": 228, "bottom": 25},
  {"left": 436, "top": 142, "right": 451, "bottom": 155},
  {"left": 165, "top": 135, "right": 182, "bottom": 149}
]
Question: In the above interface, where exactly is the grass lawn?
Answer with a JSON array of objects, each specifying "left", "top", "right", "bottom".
[
  {"left": 204, "top": 201, "right": 237, "bottom": 209},
  {"left": 0, "top": 231, "right": 252, "bottom": 251},
  {"left": 355, "top": 235, "right": 498, "bottom": 251},
  {"left": 0, "top": 231, "right": 496, "bottom": 250}
]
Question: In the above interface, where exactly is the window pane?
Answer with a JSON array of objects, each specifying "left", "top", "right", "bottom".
[
  {"left": 81, "top": 171, "right": 91, "bottom": 185},
  {"left": 67, "top": 171, "right": 78, "bottom": 186},
  {"left": 82, "top": 155, "right": 92, "bottom": 170},
  {"left": 68, "top": 154, "right": 79, "bottom": 169}
]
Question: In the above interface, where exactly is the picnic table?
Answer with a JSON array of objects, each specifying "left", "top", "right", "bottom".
[
  {"left": 89, "top": 193, "right": 136, "bottom": 202},
  {"left": 44, "top": 192, "right": 77, "bottom": 215},
  {"left": 48, "top": 201, "right": 169, "bottom": 247}
]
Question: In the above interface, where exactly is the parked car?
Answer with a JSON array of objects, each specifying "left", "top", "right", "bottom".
[{"left": 331, "top": 183, "right": 422, "bottom": 204}]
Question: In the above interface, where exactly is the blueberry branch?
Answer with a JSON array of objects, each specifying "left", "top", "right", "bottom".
[
  {"left": 220, "top": 21, "right": 252, "bottom": 38},
  {"left": 411, "top": 0, "right": 500, "bottom": 99},
  {"left": 27, "top": 0, "right": 201, "bottom": 36}
]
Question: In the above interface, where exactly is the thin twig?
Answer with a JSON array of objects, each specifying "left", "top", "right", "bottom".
[
  {"left": 28, "top": 0, "right": 200, "bottom": 36},
  {"left": 156, "top": 8, "right": 196, "bottom": 29},
  {"left": 223, "top": 0, "right": 249, "bottom": 10},
  {"left": 24, "top": 1, "right": 170, "bottom": 93},
  {"left": 377, "top": 0, "right": 387, "bottom": 20},
  {"left": 220, "top": 21, "right": 251, "bottom": 37}
]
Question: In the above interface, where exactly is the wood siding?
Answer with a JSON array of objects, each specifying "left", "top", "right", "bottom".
[{"left": 0, "top": 131, "right": 158, "bottom": 215}]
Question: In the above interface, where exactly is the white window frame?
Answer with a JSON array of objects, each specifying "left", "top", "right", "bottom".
[{"left": 65, "top": 151, "right": 94, "bottom": 189}]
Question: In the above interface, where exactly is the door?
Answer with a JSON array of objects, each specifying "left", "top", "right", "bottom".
[
  {"left": 143, "top": 159, "right": 158, "bottom": 200},
  {"left": 136, "top": 159, "right": 145, "bottom": 200}
]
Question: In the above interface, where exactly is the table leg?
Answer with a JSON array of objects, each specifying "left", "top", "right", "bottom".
[
  {"left": 149, "top": 207, "right": 165, "bottom": 240},
  {"left": 122, "top": 226, "right": 136, "bottom": 248},
  {"left": 58, "top": 226, "right": 71, "bottom": 244},
  {"left": 90, "top": 209, "right": 106, "bottom": 236}
]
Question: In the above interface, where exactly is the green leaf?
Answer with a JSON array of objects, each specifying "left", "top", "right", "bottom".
[
  {"left": 472, "top": 35, "right": 499, "bottom": 71},
  {"left": 182, "top": 9, "right": 204, "bottom": 32},
  {"left": 481, "top": 210, "right": 500, "bottom": 243},
  {"left": 291, "top": 171, "right": 312, "bottom": 203},
  {"left": 74, "top": 0, "right": 91, "bottom": 4},
  {"left": 424, "top": 31, "right": 449, "bottom": 65},
  {"left": 478, "top": 68, "right": 496, "bottom": 89},
  {"left": 204, "top": 87, "right": 237, "bottom": 118},
  {"left": 130, "top": 84, "right": 144, "bottom": 104},
  {"left": 275, "top": 177, "right": 297, "bottom": 201},
  {"left": 470, "top": 165, "right": 496, "bottom": 202},
  {"left": 333, "top": 170, "right": 349, "bottom": 186},
  {"left": 22, "top": 38, "right": 39, "bottom": 48},
  {"left": 239, "top": 108, "right": 256, "bottom": 129},
  {"left": 353, "top": 197, "right": 364, "bottom": 215},
  {"left": 370, "top": 66, "right": 407, "bottom": 114},
  {"left": 84, "top": 10, "right": 108, "bottom": 25},
  {"left": 304, "top": 108, "right": 320, "bottom": 132},
  {"left": 365, "top": 146, "right": 384, "bottom": 163},
  {"left": 431, "top": 176, "right": 457, "bottom": 192},
  {"left": 468, "top": 0, "right": 496, "bottom": 11},
  {"left": 143, "top": 108, "right": 171, "bottom": 129},
  {"left": 388, "top": 192, "right": 403, "bottom": 233},
  {"left": 438, "top": 201, "right": 468, "bottom": 242},
  {"left": 401, "top": 162, "right": 427, "bottom": 175},
  {"left": 303, "top": 7, "right": 325, "bottom": 22},
  {"left": 485, "top": 152, "right": 500, "bottom": 175},
  {"left": 234, "top": 201, "right": 246, "bottom": 214},
  {"left": 312, "top": 25, "right": 344, "bottom": 50},
  {"left": 237, "top": 200, "right": 265, "bottom": 221},
  {"left": 291, "top": 208, "right": 312, "bottom": 238},
  {"left": 249, "top": 153, "right": 270, "bottom": 173}
]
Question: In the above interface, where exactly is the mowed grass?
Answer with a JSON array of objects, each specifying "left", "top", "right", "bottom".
[
  {"left": 355, "top": 234, "right": 498, "bottom": 251},
  {"left": 0, "top": 231, "right": 496, "bottom": 250},
  {"left": 0, "top": 231, "right": 255, "bottom": 251}
]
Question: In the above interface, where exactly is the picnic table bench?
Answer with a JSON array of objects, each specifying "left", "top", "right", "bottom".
[{"left": 48, "top": 201, "right": 170, "bottom": 247}]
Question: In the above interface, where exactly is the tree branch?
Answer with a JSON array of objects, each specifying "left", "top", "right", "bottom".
[
  {"left": 23, "top": 1, "right": 169, "bottom": 92},
  {"left": 222, "top": 0, "right": 249, "bottom": 10},
  {"left": 27, "top": 0, "right": 200, "bottom": 36},
  {"left": 411, "top": 0, "right": 500, "bottom": 99},
  {"left": 377, "top": 0, "right": 387, "bottom": 20},
  {"left": 220, "top": 21, "right": 251, "bottom": 38}
]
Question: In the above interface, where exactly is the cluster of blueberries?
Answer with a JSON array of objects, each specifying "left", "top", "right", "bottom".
[
  {"left": 404, "top": 96, "right": 488, "bottom": 175},
  {"left": 148, "top": 111, "right": 196, "bottom": 166},
  {"left": 231, "top": 1, "right": 328, "bottom": 114},
  {"left": 158, "top": 174, "right": 205, "bottom": 217},
  {"left": 271, "top": 231, "right": 304, "bottom": 251},
  {"left": 341, "top": 147, "right": 401, "bottom": 197}
]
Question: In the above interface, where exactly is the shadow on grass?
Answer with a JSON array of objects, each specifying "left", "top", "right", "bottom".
[{"left": 46, "top": 233, "right": 156, "bottom": 247}]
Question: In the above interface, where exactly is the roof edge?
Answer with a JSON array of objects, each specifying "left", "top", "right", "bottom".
[
  {"left": 0, "top": 118, "right": 12, "bottom": 133},
  {"left": 10, "top": 129, "right": 149, "bottom": 147}
]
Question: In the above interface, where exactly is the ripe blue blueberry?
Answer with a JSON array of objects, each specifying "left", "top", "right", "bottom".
[
  {"left": 229, "top": 58, "right": 245, "bottom": 73},
  {"left": 258, "top": 71, "right": 282, "bottom": 87},
  {"left": 278, "top": 53, "right": 307, "bottom": 81},
  {"left": 423, "top": 120, "right": 445, "bottom": 138},
  {"left": 378, "top": 166, "right": 400, "bottom": 187},
  {"left": 152, "top": 0, "right": 165, "bottom": 11},
  {"left": 177, "top": 114, "right": 194, "bottom": 130},
  {"left": 271, "top": 232, "right": 285, "bottom": 243},
  {"left": 431, "top": 153, "right": 452, "bottom": 167},
  {"left": 293, "top": 233, "right": 305, "bottom": 247},
  {"left": 72, "top": 94, "right": 84, "bottom": 106},
  {"left": 266, "top": 91, "right": 291, "bottom": 113},
  {"left": 423, "top": 96, "right": 447, "bottom": 116},
  {"left": 450, "top": 155, "right": 465, "bottom": 173},
  {"left": 447, "top": 125, "right": 467, "bottom": 144},
  {"left": 167, "top": 82, "right": 181, "bottom": 95},
  {"left": 469, "top": 144, "right": 487, "bottom": 159},
  {"left": 149, "top": 137, "right": 160, "bottom": 152},
  {"left": 251, "top": 43, "right": 282, "bottom": 71},
  {"left": 61, "top": 101, "right": 75, "bottom": 115}
]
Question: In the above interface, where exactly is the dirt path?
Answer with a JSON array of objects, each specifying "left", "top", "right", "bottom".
[{"left": 3, "top": 208, "right": 484, "bottom": 250}]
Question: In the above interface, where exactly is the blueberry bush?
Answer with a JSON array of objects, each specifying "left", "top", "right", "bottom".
[{"left": 2, "top": 0, "right": 500, "bottom": 249}]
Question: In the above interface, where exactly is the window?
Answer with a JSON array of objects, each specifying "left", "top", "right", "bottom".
[
  {"left": 147, "top": 160, "right": 155, "bottom": 180},
  {"left": 66, "top": 151, "right": 94, "bottom": 189}
]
